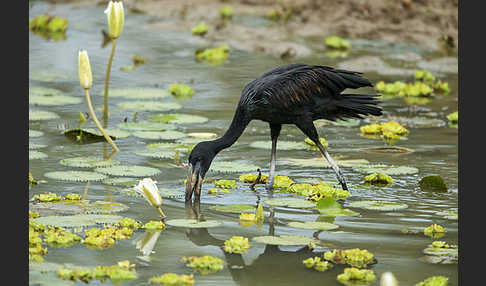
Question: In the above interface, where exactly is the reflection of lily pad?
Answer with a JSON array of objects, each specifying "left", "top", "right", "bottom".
[
  {"left": 29, "top": 110, "right": 60, "bottom": 121},
  {"left": 166, "top": 219, "right": 222, "bottom": 228},
  {"left": 210, "top": 204, "right": 255, "bottom": 213},
  {"left": 354, "top": 164, "right": 419, "bottom": 175},
  {"left": 117, "top": 122, "right": 176, "bottom": 131},
  {"left": 148, "top": 113, "right": 208, "bottom": 124},
  {"left": 33, "top": 214, "right": 122, "bottom": 228},
  {"left": 347, "top": 200, "right": 408, "bottom": 211},
  {"left": 132, "top": 130, "right": 187, "bottom": 140},
  {"left": 250, "top": 140, "right": 308, "bottom": 150},
  {"left": 44, "top": 171, "right": 107, "bottom": 182},
  {"left": 117, "top": 101, "right": 182, "bottom": 112},
  {"left": 287, "top": 221, "right": 339, "bottom": 230},
  {"left": 209, "top": 161, "right": 260, "bottom": 173},
  {"left": 60, "top": 157, "right": 120, "bottom": 168},
  {"left": 134, "top": 149, "right": 177, "bottom": 159},
  {"left": 107, "top": 88, "right": 170, "bottom": 99},
  {"left": 29, "top": 130, "right": 44, "bottom": 138},
  {"left": 252, "top": 235, "right": 318, "bottom": 246},
  {"left": 264, "top": 198, "right": 315, "bottom": 209},
  {"left": 281, "top": 157, "right": 369, "bottom": 168},
  {"left": 30, "top": 151, "right": 48, "bottom": 160},
  {"left": 95, "top": 165, "right": 161, "bottom": 177},
  {"left": 103, "top": 177, "right": 139, "bottom": 187}
]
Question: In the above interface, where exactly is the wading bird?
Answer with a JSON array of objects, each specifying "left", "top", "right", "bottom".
[{"left": 186, "top": 63, "right": 382, "bottom": 201}]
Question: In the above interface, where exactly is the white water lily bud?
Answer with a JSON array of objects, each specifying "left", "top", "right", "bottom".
[
  {"left": 134, "top": 178, "right": 162, "bottom": 208},
  {"left": 78, "top": 50, "right": 92, "bottom": 89},
  {"left": 380, "top": 272, "right": 398, "bottom": 286},
  {"left": 104, "top": 0, "right": 124, "bottom": 39}
]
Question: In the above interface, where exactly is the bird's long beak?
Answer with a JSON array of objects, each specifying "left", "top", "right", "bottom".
[{"left": 185, "top": 162, "right": 203, "bottom": 202}]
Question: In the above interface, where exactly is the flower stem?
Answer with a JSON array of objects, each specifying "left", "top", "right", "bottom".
[
  {"left": 103, "top": 38, "right": 117, "bottom": 127},
  {"left": 156, "top": 206, "right": 166, "bottom": 219},
  {"left": 85, "top": 89, "right": 119, "bottom": 152}
]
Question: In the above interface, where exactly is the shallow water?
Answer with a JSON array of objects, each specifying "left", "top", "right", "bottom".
[{"left": 29, "top": 2, "right": 458, "bottom": 286}]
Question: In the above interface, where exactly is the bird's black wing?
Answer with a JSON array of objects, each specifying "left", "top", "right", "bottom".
[{"left": 241, "top": 64, "right": 373, "bottom": 110}]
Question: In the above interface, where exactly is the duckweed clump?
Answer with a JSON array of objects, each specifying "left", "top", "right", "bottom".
[
  {"left": 214, "top": 179, "right": 237, "bottom": 189},
  {"left": 323, "top": 248, "right": 375, "bottom": 268},
  {"left": 29, "top": 14, "right": 67, "bottom": 40},
  {"left": 337, "top": 267, "right": 376, "bottom": 285},
  {"left": 83, "top": 226, "right": 135, "bottom": 250},
  {"left": 364, "top": 172, "right": 393, "bottom": 185},
  {"left": 424, "top": 224, "right": 446, "bottom": 238},
  {"left": 416, "top": 275, "right": 448, "bottom": 286},
  {"left": 195, "top": 45, "right": 230, "bottom": 65},
  {"left": 168, "top": 82, "right": 195, "bottom": 99},
  {"left": 224, "top": 236, "right": 251, "bottom": 254},
  {"left": 182, "top": 256, "right": 224, "bottom": 275},
  {"left": 150, "top": 273, "right": 194, "bottom": 285},
  {"left": 192, "top": 23, "right": 209, "bottom": 36},
  {"left": 29, "top": 227, "right": 48, "bottom": 262},
  {"left": 44, "top": 226, "right": 82, "bottom": 247},
  {"left": 304, "top": 137, "right": 328, "bottom": 150},
  {"left": 325, "top": 36, "right": 351, "bottom": 50},
  {"left": 57, "top": 260, "right": 136, "bottom": 284},
  {"left": 118, "top": 217, "right": 143, "bottom": 230},
  {"left": 207, "top": 187, "right": 231, "bottom": 195},
  {"left": 143, "top": 220, "right": 166, "bottom": 231},
  {"left": 303, "top": 256, "right": 333, "bottom": 272},
  {"left": 33, "top": 192, "right": 62, "bottom": 202},
  {"left": 288, "top": 182, "right": 351, "bottom": 202}
]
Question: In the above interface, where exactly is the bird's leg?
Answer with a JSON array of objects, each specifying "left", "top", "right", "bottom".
[
  {"left": 315, "top": 141, "right": 349, "bottom": 191},
  {"left": 266, "top": 124, "right": 281, "bottom": 190}
]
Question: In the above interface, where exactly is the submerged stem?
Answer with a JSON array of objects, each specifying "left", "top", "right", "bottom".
[
  {"left": 103, "top": 38, "right": 117, "bottom": 127},
  {"left": 85, "top": 89, "right": 119, "bottom": 152}
]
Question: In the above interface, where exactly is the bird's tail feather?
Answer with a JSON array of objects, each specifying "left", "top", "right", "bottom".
[{"left": 334, "top": 93, "right": 382, "bottom": 119}]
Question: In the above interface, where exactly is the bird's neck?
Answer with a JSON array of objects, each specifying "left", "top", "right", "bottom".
[{"left": 211, "top": 106, "right": 250, "bottom": 154}]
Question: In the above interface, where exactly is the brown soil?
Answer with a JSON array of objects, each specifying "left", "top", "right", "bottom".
[{"left": 65, "top": 0, "right": 458, "bottom": 58}]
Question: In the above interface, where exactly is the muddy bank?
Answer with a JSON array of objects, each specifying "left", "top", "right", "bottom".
[{"left": 56, "top": 0, "right": 458, "bottom": 60}]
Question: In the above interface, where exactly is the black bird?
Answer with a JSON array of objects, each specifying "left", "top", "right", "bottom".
[{"left": 185, "top": 63, "right": 382, "bottom": 201}]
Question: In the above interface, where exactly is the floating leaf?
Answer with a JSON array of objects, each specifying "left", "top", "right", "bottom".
[
  {"left": 147, "top": 142, "right": 192, "bottom": 152},
  {"left": 364, "top": 172, "right": 393, "bottom": 185},
  {"left": 192, "top": 23, "right": 209, "bottom": 36},
  {"left": 29, "top": 86, "right": 62, "bottom": 96},
  {"left": 167, "top": 82, "right": 195, "bottom": 100},
  {"left": 281, "top": 157, "right": 369, "bottom": 168},
  {"left": 148, "top": 113, "right": 208, "bottom": 124},
  {"left": 209, "top": 161, "right": 260, "bottom": 173},
  {"left": 29, "top": 143, "right": 47, "bottom": 150},
  {"left": 347, "top": 200, "right": 408, "bottom": 211},
  {"left": 33, "top": 214, "right": 122, "bottom": 228},
  {"left": 30, "top": 110, "right": 60, "bottom": 121},
  {"left": 419, "top": 176, "right": 447, "bottom": 192},
  {"left": 435, "top": 209, "right": 457, "bottom": 220},
  {"left": 195, "top": 45, "right": 230, "bottom": 65},
  {"left": 160, "top": 188, "right": 185, "bottom": 198},
  {"left": 30, "top": 201, "right": 89, "bottom": 215},
  {"left": 264, "top": 198, "right": 315, "bottom": 209},
  {"left": 214, "top": 179, "right": 237, "bottom": 189},
  {"left": 63, "top": 128, "right": 115, "bottom": 144},
  {"left": 132, "top": 130, "right": 187, "bottom": 140},
  {"left": 377, "top": 116, "right": 446, "bottom": 128},
  {"left": 84, "top": 201, "right": 129, "bottom": 214},
  {"left": 421, "top": 241, "right": 458, "bottom": 264},
  {"left": 150, "top": 273, "right": 194, "bottom": 285},
  {"left": 82, "top": 128, "right": 131, "bottom": 139},
  {"left": 134, "top": 149, "right": 176, "bottom": 159},
  {"left": 182, "top": 256, "right": 224, "bottom": 275},
  {"left": 30, "top": 94, "right": 82, "bottom": 106},
  {"left": 249, "top": 140, "right": 308, "bottom": 150},
  {"left": 117, "top": 122, "right": 176, "bottom": 131},
  {"left": 210, "top": 204, "right": 255, "bottom": 213},
  {"left": 224, "top": 236, "right": 251, "bottom": 254},
  {"left": 187, "top": 132, "right": 217, "bottom": 139},
  {"left": 252, "top": 235, "right": 318, "bottom": 246},
  {"left": 316, "top": 197, "right": 359, "bottom": 217},
  {"left": 354, "top": 164, "right": 419, "bottom": 175},
  {"left": 166, "top": 219, "right": 222, "bottom": 228},
  {"left": 117, "top": 101, "right": 182, "bottom": 112},
  {"left": 95, "top": 165, "right": 161, "bottom": 177},
  {"left": 424, "top": 224, "right": 446, "bottom": 238},
  {"left": 60, "top": 157, "right": 120, "bottom": 168},
  {"left": 337, "top": 267, "right": 376, "bottom": 285},
  {"left": 325, "top": 36, "right": 351, "bottom": 50},
  {"left": 44, "top": 171, "right": 107, "bottom": 182},
  {"left": 29, "top": 130, "right": 44, "bottom": 138},
  {"left": 287, "top": 221, "right": 339, "bottom": 230},
  {"left": 30, "top": 151, "right": 48, "bottom": 160},
  {"left": 416, "top": 276, "right": 449, "bottom": 286},
  {"left": 107, "top": 88, "right": 169, "bottom": 99}
]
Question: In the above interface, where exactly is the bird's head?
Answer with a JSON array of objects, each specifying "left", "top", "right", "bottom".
[{"left": 185, "top": 141, "right": 216, "bottom": 201}]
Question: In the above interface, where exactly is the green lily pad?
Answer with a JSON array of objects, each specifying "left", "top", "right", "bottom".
[
  {"left": 210, "top": 204, "right": 255, "bottom": 213},
  {"left": 264, "top": 198, "right": 315, "bottom": 209},
  {"left": 29, "top": 70, "right": 75, "bottom": 82},
  {"left": 82, "top": 128, "right": 131, "bottom": 139},
  {"left": 316, "top": 197, "right": 360, "bottom": 217},
  {"left": 315, "top": 119, "right": 360, "bottom": 127},
  {"left": 377, "top": 116, "right": 446, "bottom": 128},
  {"left": 148, "top": 113, "right": 208, "bottom": 124},
  {"left": 29, "top": 130, "right": 44, "bottom": 138},
  {"left": 30, "top": 94, "right": 82, "bottom": 106},
  {"left": 95, "top": 165, "right": 161, "bottom": 177},
  {"left": 84, "top": 201, "right": 129, "bottom": 214},
  {"left": 252, "top": 235, "right": 318, "bottom": 246},
  {"left": 347, "top": 200, "right": 408, "bottom": 211},
  {"left": 187, "top": 132, "right": 218, "bottom": 139},
  {"left": 249, "top": 140, "right": 308, "bottom": 150},
  {"left": 29, "top": 110, "right": 60, "bottom": 121},
  {"left": 117, "top": 101, "right": 182, "bottom": 112},
  {"left": 30, "top": 201, "right": 90, "bottom": 215},
  {"left": 281, "top": 157, "right": 369, "bottom": 168},
  {"left": 435, "top": 209, "right": 458, "bottom": 220},
  {"left": 32, "top": 214, "right": 123, "bottom": 228},
  {"left": 60, "top": 157, "right": 120, "bottom": 168},
  {"left": 419, "top": 176, "right": 447, "bottom": 192},
  {"left": 103, "top": 177, "right": 139, "bottom": 187},
  {"left": 353, "top": 164, "right": 419, "bottom": 175},
  {"left": 132, "top": 130, "right": 187, "bottom": 140},
  {"left": 209, "top": 161, "right": 260, "bottom": 173},
  {"left": 29, "top": 142, "right": 47, "bottom": 150},
  {"left": 107, "top": 88, "right": 170, "bottom": 99},
  {"left": 117, "top": 122, "right": 176, "bottom": 132},
  {"left": 160, "top": 188, "right": 185, "bottom": 198},
  {"left": 166, "top": 219, "right": 222, "bottom": 228},
  {"left": 134, "top": 149, "right": 177, "bottom": 159},
  {"left": 421, "top": 242, "right": 458, "bottom": 264},
  {"left": 44, "top": 171, "right": 107, "bottom": 182},
  {"left": 30, "top": 151, "right": 48, "bottom": 160},
  {"left": 146, "top": 142, "right": 192, "bottom": 152},
  {"left": 29, "top": 86, "right": 62, "bottom": 96},
  {"left": 287, "top": 221, "right": 339, "bottom": 230}
]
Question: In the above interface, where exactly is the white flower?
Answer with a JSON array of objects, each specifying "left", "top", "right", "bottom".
[
  {"left": 134, "top": 178, "right": 162, "bottom": 208},
  {"left": 78, "top": 50, "right": 92, "bottom": 89},
  {"left": 104, "top": 0, "right": 124, "bottom": 39}
]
